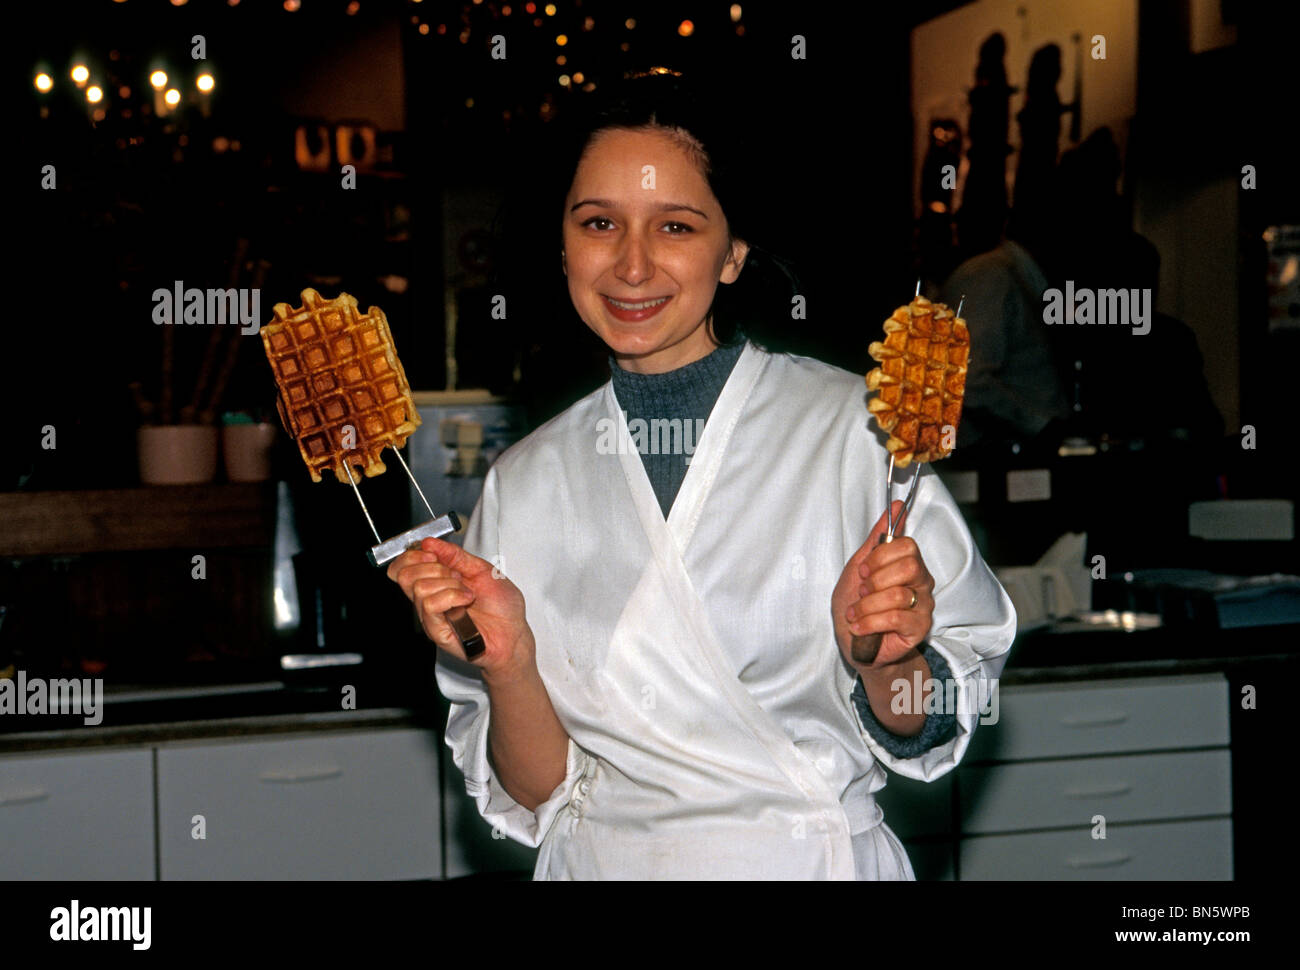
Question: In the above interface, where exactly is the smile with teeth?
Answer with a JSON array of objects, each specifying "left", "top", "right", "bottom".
[{"left": 606, "top": 296, "right": 671, "bottom": 310}]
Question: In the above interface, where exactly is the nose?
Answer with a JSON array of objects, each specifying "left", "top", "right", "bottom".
[{"left": 615, "top": 231, "right": 654, "bottom": 286}]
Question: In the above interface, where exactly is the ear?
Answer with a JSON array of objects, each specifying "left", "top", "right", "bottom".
[
  {"left": 719, "top": 238, "right": 749, "bottom": 285},
  {"left": 561, "top": 250, "right": 567, "bottom": 277}
]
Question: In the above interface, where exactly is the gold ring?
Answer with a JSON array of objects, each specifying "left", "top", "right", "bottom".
[{"left": 907, "top": 589, "right": 917, "bottom": 610}]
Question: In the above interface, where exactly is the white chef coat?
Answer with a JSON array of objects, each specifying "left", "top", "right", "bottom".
[{"left": 436, "top": 341, "right": 1017, "bottom": 879}]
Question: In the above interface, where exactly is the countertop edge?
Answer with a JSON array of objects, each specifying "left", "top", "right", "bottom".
[{"left": 0, "top": 706, "right": 429, "bottom": 754}]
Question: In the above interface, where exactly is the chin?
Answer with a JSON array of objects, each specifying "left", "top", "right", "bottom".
[{"left": 595, "top": 323, "right": 670, "bottom": 354}]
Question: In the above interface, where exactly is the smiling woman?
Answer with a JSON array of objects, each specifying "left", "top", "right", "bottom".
[
  {"left": 387, "top": 69, "right": 1016, "bottom": 881},
  {"left": 491, "top": 72, "right": 804, "bottom": 406},
  {"left": 561, "top": 125, "right": 749, "bottom": 373}
]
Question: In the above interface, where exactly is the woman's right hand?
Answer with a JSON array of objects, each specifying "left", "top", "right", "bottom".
[{"left": 387, "top": 537, "right": 534, "bottom": 680}]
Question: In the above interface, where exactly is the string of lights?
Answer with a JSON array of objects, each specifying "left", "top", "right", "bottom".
[{"left": 32, "top": 2, "right": 748, "bottom": 130}]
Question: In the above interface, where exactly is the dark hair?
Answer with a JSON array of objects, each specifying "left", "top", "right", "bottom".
[{"left": 493, "top": 69, "right": 801, "bottom": 355}]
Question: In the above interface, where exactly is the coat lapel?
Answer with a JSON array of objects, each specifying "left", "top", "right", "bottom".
[{"left": 604, "top": 343, "right": 856, "bottom": 878}]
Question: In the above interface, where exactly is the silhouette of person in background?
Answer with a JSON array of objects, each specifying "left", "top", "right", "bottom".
[
  {"left": 942, "top": 123, "right": 1222, "bottom": 451},
  {"left": 1044, "top": 129, "right": 1223, "bottom": 445},
  {"left": 1013, "top": 44, "right": 1069, "bottom": 226},
  {"left": 939, "top": 221, "right": 1070, "bottom": 448},
  {"left": 955, "top": 32, "right": 1016, "bottom": 263}
]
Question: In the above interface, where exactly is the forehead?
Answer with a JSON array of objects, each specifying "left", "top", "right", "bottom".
[{"left": 570, "top": 127, "right": 714, "bottom": 201}]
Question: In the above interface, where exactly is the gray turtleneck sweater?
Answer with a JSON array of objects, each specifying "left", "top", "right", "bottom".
[{"left": 608, "top": 340, "right": 958, "bottom": 759}]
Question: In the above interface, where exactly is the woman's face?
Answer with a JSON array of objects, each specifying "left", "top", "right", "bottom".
[{"left": 562, "top": 126, "right": 748, "bottom": 374}]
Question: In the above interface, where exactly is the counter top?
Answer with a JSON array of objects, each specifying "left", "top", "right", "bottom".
[
  {"left": 2, "top": 622, "right": 1294, "bottom": 753},
  {"left": 1000, "top": 652, "right": 1294, "bottom": 685},
  {"left": 0, "top": 706, "right": 434, "bottom": 754},
  {"left": 5, "top": 650, "right": 1294, "bottom": 754}
]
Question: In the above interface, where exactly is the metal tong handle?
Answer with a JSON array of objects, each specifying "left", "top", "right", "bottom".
[
  {"left": 350, "top": 450, "right": 487, "bottom": 660},
  {"left": 850, "top": 455, "right": 922, "bottom": 665}
]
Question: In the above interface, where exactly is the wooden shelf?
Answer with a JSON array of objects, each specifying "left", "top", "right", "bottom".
[{"left": 0, "top": 484, "right": 277, "bottom": 556}]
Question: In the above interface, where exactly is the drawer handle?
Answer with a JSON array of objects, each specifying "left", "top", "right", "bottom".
[
  {"left": 1065, "top": 852, "right": 1132, "bottom": 869},
  {"left": 257, "top": 767, "right": 343, "bottom": 784},
  {"left": 0, "top": 788, "right": 50, "bottom": 807},
  {"left": 1063, "top": 783, "right": 1132, "bottom": 799},
  {"left": 1060, "top": 711, "right": 1128, "bottom": 728}
]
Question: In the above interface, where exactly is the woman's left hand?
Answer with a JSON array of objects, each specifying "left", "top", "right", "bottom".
[{"left": 831, "top": 499, "right": 936, "bottom": 669}]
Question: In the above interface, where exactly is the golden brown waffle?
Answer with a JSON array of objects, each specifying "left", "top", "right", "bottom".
[
  {"left": 865, "top": 295, "right": 969, "bottom": 466},
  {"left": 261, "top": 288, "right": 421, "bottom": 483}
]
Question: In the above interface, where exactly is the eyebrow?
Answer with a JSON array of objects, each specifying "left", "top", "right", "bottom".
[{"left": 570, "top": 198, "right": 710, "bottom": 220}]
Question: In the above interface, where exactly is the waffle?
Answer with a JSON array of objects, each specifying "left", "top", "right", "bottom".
[
  {"left": 260, "top": 288, "right": 420, "bottom": 483},
  {"left": 865, "top": 295, "right": 969, "bottom": 466}
]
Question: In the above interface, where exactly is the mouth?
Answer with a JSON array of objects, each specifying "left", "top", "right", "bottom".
[{"left": 602, "top": 294, "right": 672, "bottom": 322}]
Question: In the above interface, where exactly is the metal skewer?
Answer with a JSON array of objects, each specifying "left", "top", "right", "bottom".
[
  {"left": 883, "top": 454, "right": 923, "bottom": 542},
  {"left": 342, "top": 461, "right": 382, "bottom": 544},
  {"left": 956, "top": 294, "right": 966, "bottom": 318},
  {"left": 389, "top": 445, "right": 435, "bottom": 519}
]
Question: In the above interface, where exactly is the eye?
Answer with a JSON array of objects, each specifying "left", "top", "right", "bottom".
[
  {"left": 581, "top": 216, "right": 614, "bottom": 231},
  {"left": 663, "top": 222, "right": 694, "bottom": 234}
]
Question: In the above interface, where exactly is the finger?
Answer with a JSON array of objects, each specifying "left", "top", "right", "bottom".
[
  {"left": 864, "top": 556, "right": 931, "bottom": 595},
  {"left": 386, "top": 547, "right": 430, "bottom": 583},
  {"left": 846, "top": 586, "right": 923, "bottom": 624},
  {"left": 412, "top": 575, "right": 473, "bottom": 604},
  {"left": 846, "top": 603, "right": 930, "bottom": 640},
  {"left": 386, "top": 545, "right": 445, "bottom": 584},
  {"left": 865, "top": 535, "right": 922, "bottom": 571},
  {"left": 390, "top": 561, "right": 458, "bottom": 600},
  {"left": 418, "top": 536, "right": 496, "bottom": 581},
  {"left": 862, "top": 537, "right": 930, "bottom": 583},
  {"left": 417, "top": 586, "right": 477, "bottom": 644}
]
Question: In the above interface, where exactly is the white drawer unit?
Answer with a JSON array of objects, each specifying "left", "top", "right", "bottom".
[
  {"left": 156, "top": 728, "right": 442, "bottom": 880},
  {"left": 965, "top": 674, "right": 1230, "bottom": 762},
  {"left": 0, "top": 747, "right": 155, "bottom": 880},
  {"left": 960, "top": 749, "right": 1232, "bottom": 834},
  {"left": 959, "top": 818, "right": 1233, "bottom": 880},
  {"left": 953, "top": 673, "right": 1233, "bottom": 880}
]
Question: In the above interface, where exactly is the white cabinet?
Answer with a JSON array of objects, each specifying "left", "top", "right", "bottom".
[
  {"left": 964, "top": 675, "right": 1230, "bottom": 761},
  {"left": 960, "top": 749, "right": 1231, "bottom": 833},
  {"left": 0, "top": 747, "right": 155, "bottom": 880},
  {"left": 0, "top": 672, "right": 1235, "bottom": 881},
  {"left": 959, "top": 819, "right": 1233, "bottom": 880},
  {"left": 956, "top": 674, "right": 1233, "bottom": 880},
  {"left": 0, "top": 725, "right": 444, "bottom": 881},
  {"left": 876, "top": 673, "right": 1234, "bottom": 880},
  {"left": 156, "top": 728, "right": 442, "bottom": 880}
]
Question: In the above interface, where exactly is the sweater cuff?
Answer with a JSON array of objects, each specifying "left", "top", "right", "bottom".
[{"left": 851, "top": 642, "right": 959, "bottom": 759}]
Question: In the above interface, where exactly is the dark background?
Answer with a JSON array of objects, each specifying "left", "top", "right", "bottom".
[
  {"left": 9, "top": 0, "right": 1296, "bottom": 492},
  {"left": 7, "top": 0, "right": 987, "bottom": 490},
  {"left": 3, "top": 0, "right": 1299, "bottom": 885},
  {"left": 8, "top": 0, "right": 1298, "bottom": 661}
]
